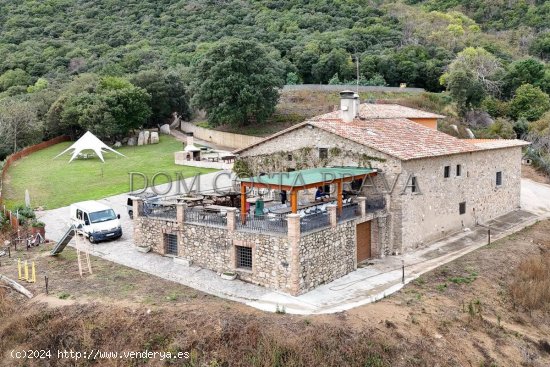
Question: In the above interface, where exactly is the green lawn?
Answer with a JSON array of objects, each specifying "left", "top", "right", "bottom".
[{"left": 3, "top": 135, "right": 216, "bottom": 209}]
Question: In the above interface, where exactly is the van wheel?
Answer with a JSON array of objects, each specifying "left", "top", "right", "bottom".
[{"left": 89, "top": 236, "right": 96, "bottom": 244}]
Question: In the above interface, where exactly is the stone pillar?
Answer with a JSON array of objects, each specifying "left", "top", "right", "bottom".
[
  {"left": 226, "top": 207, "right": 237, "bottom": 231},
  {"left": 133, "top": 198, "right": 143, "bottom": 219},
  {"left": 176, "top": 203, "right": 185, "bottom": 230},
  {"left": 287, "top": 214, "right": 301, "bottom": 296},
  {"left": 357, "top": 196, "right": 367, "bottom": 218},
  {"left": 327, "top": 204, "right": 337, "bottom": 228}
]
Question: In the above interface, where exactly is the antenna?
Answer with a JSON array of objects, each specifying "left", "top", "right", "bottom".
[{"left": 355, "top": 52, "right": 359, "bottom": 93}]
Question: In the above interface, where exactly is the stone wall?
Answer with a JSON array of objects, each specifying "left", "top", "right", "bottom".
[
  {"left": 298, "top": 220, "right": 357, "bottom": 292},
  {"left": 133, "top": 216, "right": 179, "bottom": 254},
  {"left": 237, "top": 123, "right": 403, "bottom": 253},
  {"left": 237, "top": 124, "right": 524, "bottom": 254},
  {"left": 400, "top": 146, "right": 523, "bottom": 250},
  {"left": 180, "top": 225, "right": 293, "bottom": 292}
]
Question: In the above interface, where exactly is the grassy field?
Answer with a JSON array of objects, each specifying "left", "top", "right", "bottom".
[{"left": 3, "top": 135, "right": 215, "bottom": 209}]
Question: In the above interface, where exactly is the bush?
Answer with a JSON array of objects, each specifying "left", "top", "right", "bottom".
[
  {"left": 12, "top": 205, "right": 35, "bottom": 225},
  {"left": 31, "top": 220, "right": 45, "bottom": 228},
  {"left": 510, "top": 253, "right": 550, "bottom": 313}
]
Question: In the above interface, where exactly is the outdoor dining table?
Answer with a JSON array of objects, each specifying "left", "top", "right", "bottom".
[
  {"left": 269, "top": 200, "right": 335, "bottom": 215},
  {"left": 177, "top": 196, "right": 204, "bottom": 206},
  {"left": 246, "top": 197, "right": 274, "bottom": 204},
  {"left": 203, "top": 205, "right": 232, "bottom": 213}
]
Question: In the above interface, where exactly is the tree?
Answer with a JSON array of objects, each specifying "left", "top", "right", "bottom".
[
  {"left": 0, "top": 69, "right": 32, "bottom": 92},
  {"left": 0, "top": 98, "right": 40, "bottom": 153},
  {"left": 47, "top": 76, "right": 151, "bottom": 141},
  {"left": 441, "top": 47, "right": 503, "bottom": 96},
  {"left": 529, "top": 111, "right": 550, "bottom": 136},
  {"left": 190, "top": 39, "right": 284, "bottom": 126},
  {"left": 510, "top": 84, "right": 550, "bottom": 121},
  {"left": 529, "top": 32, "right": 550, "bottom": 61},
  {"left": 446, "top": 69, "right": 486, "bottom": 116},
  {"left": 503, "top": 58, "right": 547, "bottom": 97},
  {"left": 131, "top": 70, "right": 190, "bottom": 125}
]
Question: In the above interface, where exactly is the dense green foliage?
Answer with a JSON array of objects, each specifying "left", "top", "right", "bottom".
[
  {"left": 0, "top": 0, "right": 549, "bottom": 161},
  {"left": 190, "top": 39, "right": 284, "bottom": 126}
]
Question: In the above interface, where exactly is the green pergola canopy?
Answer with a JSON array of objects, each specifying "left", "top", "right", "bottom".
[{"left": 240, "top": 167, "right": 376, "bottom": 189}]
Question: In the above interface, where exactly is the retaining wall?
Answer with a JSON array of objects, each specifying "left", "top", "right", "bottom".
[{"left": 180, "top": 121, "right": 263, "bottom": 150}]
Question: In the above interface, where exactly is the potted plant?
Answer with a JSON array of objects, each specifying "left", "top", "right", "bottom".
[
  {"left": 221, "top": 271, "right": 237, "bottom": 280},
  {"left": 31, "top": 220, "right": 46, "bottom": 238}
]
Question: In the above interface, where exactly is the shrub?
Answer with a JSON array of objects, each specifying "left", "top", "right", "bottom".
[
  {"left": 12, "top": 205, "right": 35, "bottom": 225},
  {"left": 509, "top": 253, "right": 550, "bottom": 313}
]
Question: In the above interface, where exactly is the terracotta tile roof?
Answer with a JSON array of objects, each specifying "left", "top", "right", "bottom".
[
  {"left": 318, "top": 103, "right": 446, "bottom": 120},
  {"left": 464, "top": 139, "right": 530, "bottom": 150},
  {"left": 308, "top": 118, "right": 478, "bottom": 160},
  {"left": 233, "top": 103, "right": 528, "bottom": 161}
]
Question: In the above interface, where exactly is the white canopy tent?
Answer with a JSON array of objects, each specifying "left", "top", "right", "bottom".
[{"left": 54, "top": 131, "right": 126, "bottom": 163}]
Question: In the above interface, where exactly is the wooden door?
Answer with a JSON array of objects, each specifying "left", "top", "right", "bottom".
[{"left": 356, "top": 221, "right": 371, "bottom": 263}]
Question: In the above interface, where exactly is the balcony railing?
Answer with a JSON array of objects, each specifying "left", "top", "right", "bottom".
[
  {"left": 300, "top": 212, "right": 331, "bottom": 233},
  {"left": 237, "top": 214, "right": 288, "bottom": 234},
  {"left": 140, "top": 203, "right": 177, "bottom": 220},
  {"left": 185, "top": 208, "right": 227, "bottom": 228},
  {"left": 366, "top": 197, "right": 386, "bottom": 212},
  {"left": 338, "top": 203, "right": 360, "bottom": 222}
]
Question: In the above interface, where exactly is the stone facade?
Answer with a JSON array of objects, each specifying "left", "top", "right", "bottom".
[
  {"left": 179, "top": 225, "right": 293, "bottom": 292},
  {"left": 399, "top": 146, "right": 523, "bottom": 249},
  {"left": 133, "top": 199, "right": 386, "bottom": 295},
  {"left": 237, "top": 125, "right": 524, "bottom": 254},
  {"left": 298, "top": 220, "right": 356, "bottom": 292}
]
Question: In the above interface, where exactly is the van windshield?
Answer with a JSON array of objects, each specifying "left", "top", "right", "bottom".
[{"left": 89, "top": 209, "right": 117, "bottom": 224}]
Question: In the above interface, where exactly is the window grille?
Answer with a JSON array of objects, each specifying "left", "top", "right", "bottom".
[
  {"left": 164, "top": 233, "right": 178, "bottom": 255},
  {"left": 444, "top": 166, "right": 450, "bottom": 178},
  {"left": 456, "top": 164, "right": 462, "bottom": 177},
  {"left": 236, "top": 246, "right": 252, "bottom": 270},
  {"left": 319, "top": 148, "right": 328, "bottom": 159}
]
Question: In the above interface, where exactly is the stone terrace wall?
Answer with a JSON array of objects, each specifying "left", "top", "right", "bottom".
[
  {"left": 181, "top": 226, "right": 292, "bottom": 292},
  {"left": 134, "top": 215, "right": 293, "bottom": 293},
  {"left": 133, "top": 216, "right": 179, "bottom": 254},
  {"left": 298, "top": 220, "right": 356, "bottom": 292}
]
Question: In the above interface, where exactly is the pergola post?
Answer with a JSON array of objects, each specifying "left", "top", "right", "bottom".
[
  {"left": 240, "top": 184, "right": 247, "bottom": 224},
  {"left": 290, "top": 190, "right": 298, "bottom": 214},
  {"left": 336, "top": 179, "right": 343, "bottom": 215}
]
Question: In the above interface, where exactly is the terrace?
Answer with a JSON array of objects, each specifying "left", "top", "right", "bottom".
[{"left": 137, "top": 167, "right": 385, "bottom": 236}]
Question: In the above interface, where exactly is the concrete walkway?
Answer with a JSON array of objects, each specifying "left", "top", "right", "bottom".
[{"left": 38, "top": 178, "right": 550, "bottom": 314}]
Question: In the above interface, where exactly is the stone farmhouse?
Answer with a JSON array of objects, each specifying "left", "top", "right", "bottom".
[{"left": 133, "top": 91, "right": 528, "bottom": 296}]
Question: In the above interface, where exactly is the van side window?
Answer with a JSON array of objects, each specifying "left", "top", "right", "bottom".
[
  {"left": 76, "top": 209, "right": 83, "bottom": 220},
  {"left": 84, "top": 213, "right": 90, "bottom": 225}
]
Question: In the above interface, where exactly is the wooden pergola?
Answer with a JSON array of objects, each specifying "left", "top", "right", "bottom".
[{"left": 239, "top": 167, "right": 377, "bottom": 223}]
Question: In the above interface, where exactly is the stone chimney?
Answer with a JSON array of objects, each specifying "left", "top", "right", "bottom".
[
  {"left": 183, "top": 132, "right": 200, "bottom": 152},
  {"left": 186, "top": 132, "right": 194, "bottom": 147},
  {"left": 340, "top": 90, "right": 358, "bottom": 123}
]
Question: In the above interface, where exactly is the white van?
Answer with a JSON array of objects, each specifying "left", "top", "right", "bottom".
[{"left": 70, "top": 201, "right": 122, "bottom": 243}]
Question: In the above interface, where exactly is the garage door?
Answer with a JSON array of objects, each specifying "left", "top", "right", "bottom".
[{"left": 356, "top": 221, "right": 371, "bottom": 263}]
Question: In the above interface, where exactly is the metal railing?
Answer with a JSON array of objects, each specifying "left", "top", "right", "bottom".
[
  {"left": 237, "top": 214, "right": 288, "bottom": 234},
  {"left": 300, "top": 212, "right": 331, "bottom": 233},
  {"left": 339, "top": 203, "right": 359, "bottom": 222},
  {"left": 366, "top": 197, "right": 386, "bottom": 212},
  {"left": 185, "top": 208, "right": 227, "bottom": 228},
  {"left": 140, "top": 203, "right": 177, "bottom": 220}
]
